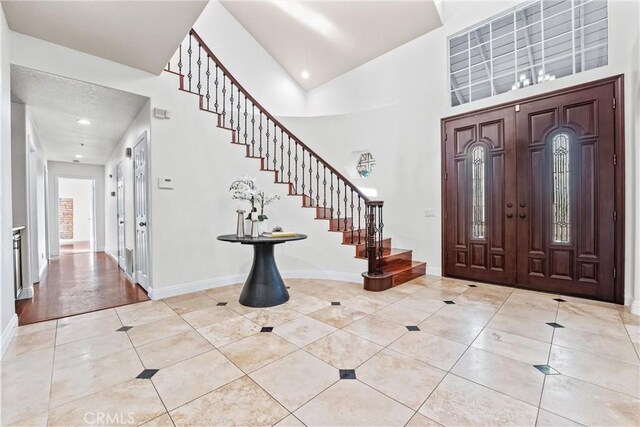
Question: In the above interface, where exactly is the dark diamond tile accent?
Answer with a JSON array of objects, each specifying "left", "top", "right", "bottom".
[
  {"left": 406, "top": 325, "right": 420, "bottom": 331},
  {"left": 286, "top": 286, "right": 290, "bottom": 289},
  {"left": 339, "top": 369, "right": 356, "bottom": 380},
  {"left": 216, "top": 302, "right": 228, "bottom": 306},
  {"left": 137, "top": 369, "right": 159, "bottom": 379},
  {"left": 553, "top": 298, "right": 566, "bottom": 302},
  {"left": 443, "top": 300, "right": 456, "bottom": 305},
  {"left": 260, "top": 327, "right": 274, "bottom": 332},
  {"left": 534, "top": 365, "right": 560, "bottom": 375},
  {"left": 468, "top": 284, "right": 478, "bottom": 288},
  {"left": 116, "top": 326, "right": 133, "bottom": 332},
  {"left": 331, "top": 302, "right": 341, "bottom": 306},
  {"left": 546, "top": 322, "right": 565, "bottom": 328}
]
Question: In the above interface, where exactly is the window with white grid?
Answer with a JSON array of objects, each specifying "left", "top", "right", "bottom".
[{"left": 448, "top": 0, "right": 608, "bottom": 107}]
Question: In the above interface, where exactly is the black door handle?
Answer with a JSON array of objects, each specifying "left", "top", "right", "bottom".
[
  {"left": 139, "top": 222, "right": 146, "bottom": 227},
  {"left": 519, "top": 202, "right": 526, "bottom": 208},
  {"left": 506, "top": 213, "right": 513, "bottom": 218},
  {"left": 519, "top": 213, "right": 526, "bottom": 218},
  {"left": 119, "top": 221, "right": 124, "bottom": 224}
]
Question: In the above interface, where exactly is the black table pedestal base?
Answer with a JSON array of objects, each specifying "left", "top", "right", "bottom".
[{"left": 239, "top": 243, "right": 290, "bottom": 307}]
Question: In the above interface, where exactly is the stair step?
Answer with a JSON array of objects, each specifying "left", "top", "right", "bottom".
[
  {"left": 355, "top": 248, "right": 413, "bottom": 264},
  {"left": 362, "top": 261, "right": 427, "bottom": 291},
  {"left": 351, "top": 238, "right": 392, "bottom": 256},
  {"left": 337, "top": 229, "right": 366, "bottom": 244}
]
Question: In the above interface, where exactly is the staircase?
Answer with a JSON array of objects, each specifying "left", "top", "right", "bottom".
[{"left": 164, "top": 29, "right": 426, "bottom": 291}]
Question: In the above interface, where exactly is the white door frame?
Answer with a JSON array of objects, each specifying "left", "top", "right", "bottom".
[
  {"left": 54, "top": 176, "right": 97, "bottom": 253},
  {"left": 133, "top": 131, "right": 150, "bottom": 290},
  {"left": 27, "top": 138, "right": 39, "bottom": 282},
  {"left": 116, "top": 162, "right": 126, "bottom": 270}
]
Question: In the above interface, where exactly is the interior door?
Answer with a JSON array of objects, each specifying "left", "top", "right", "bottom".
[
  {"left": 134, "top": 135, "right": 150, "bottom": 290},
  {"left": 516, "top": 82, "right": 616, "bottom": 300},
  {"left": 116, "top": 163, "right": 126, "bottom": 269},
  {"left": 443, "top": 106, "right": 517, "bottom": 285}
]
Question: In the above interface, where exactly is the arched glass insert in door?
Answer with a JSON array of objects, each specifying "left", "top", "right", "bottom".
[
  {"left": 471, "top": 146, "right": 486, "bottom": 239},
  {"left": 551, "top": 133, "right": 571, "bottom": 243}
]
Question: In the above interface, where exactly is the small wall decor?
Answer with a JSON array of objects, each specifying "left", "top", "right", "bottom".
[{"left": 356, "top": 152, "right": 376, "bottom": 178}]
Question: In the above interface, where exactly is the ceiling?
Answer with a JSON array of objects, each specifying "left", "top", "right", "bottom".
[
  {"left": 221, "top": 0, "right": 443, "bottom": 90},
  {"left": 1, "top": 0, "right": 208, "bottom": 74},
  {"left": 11, "top": 65, "right": 149, "bottom": 164}
]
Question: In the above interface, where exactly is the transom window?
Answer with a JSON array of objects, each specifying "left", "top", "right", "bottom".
[
  {"left": 449, "top": 0, "right": 608, "bottom": 106},
  {"left": 471, "top": 146, "right": 486, "bottom": 239},
  {"left": 552, "top": 132, "right": 571, "bottom": 243}
]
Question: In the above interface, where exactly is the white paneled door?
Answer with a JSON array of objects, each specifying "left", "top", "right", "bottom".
[{"left": 134, "top": 134, "right": 150, "bottom": 290}]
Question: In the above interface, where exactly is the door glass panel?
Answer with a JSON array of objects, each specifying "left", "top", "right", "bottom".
[
  {"left": 552, "top": 132, "right": 570, "bottom": 242},
  {"left": 471, "top": 146, "right": 486, "bottom": 238}
]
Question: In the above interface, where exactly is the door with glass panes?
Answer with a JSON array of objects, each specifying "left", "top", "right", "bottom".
[{"left": 442, "top": 78, "right": 621, "bottom": 302}]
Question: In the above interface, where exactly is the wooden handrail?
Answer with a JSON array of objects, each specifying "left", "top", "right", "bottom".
[{"left": 189, "top": 29, "right": 372, "bottom": 203}]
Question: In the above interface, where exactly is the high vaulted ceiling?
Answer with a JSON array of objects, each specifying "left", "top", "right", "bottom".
[
  {"left": 221, "top": 0, "right": 443, "bottom": 90},
  {"left": 1, "top": 0, "right": 208, "bottom": 74},
  {"left": 11, "top": 66, "right": 149, "bottom": 165}
]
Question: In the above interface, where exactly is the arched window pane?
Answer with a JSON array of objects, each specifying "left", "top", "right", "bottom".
[
  {"left": 471, "top": 146, "right": 486, "bottom": 238},
  {"left": 552, "top": 133, "right": 570, "bottom": 243}
]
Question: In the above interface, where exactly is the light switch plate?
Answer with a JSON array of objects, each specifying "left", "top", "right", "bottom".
[{"left": 157, "top": 178, "right": 174, "bottom": 189}]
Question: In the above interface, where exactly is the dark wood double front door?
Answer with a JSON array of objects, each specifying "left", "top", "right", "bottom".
[{"left": 442, "top": 76, "right": 624, "bottom": 303}]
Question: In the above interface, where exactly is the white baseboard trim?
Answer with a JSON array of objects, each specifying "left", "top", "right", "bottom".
[
  {"left": 630, "top": 299, "right": 640, "bottom": 316},
  {"left": 105, "top": 251, "right": 118, "bottom": 263},
  {"left": 16, "top": 285, "right": 34, "bottom": 300},
  {"left": 148, "top": 270, "right": 364, "bottom": 300},
  {"left": 427, "top": 266, "right": 442, "bottom": 277},
  {"left": 38, "top": 262, "right": 48, "bottom": 281},
  {"left": 1, "top": 313, "right": 18, "bottom": 359}
]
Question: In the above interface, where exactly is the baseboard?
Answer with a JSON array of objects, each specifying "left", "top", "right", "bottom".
[
  {"left": 105, "top": 251, "right": 118, "bottom": 263},
  {"left": 16, "top": 286, "right": 34, "bottom": 300},
  {"left": 1, "top": 313, "right": 18, "bottom": 360},
  {"left": 630, "top": 299, "right": 640, "bottom": 316},
  {"left": 148, "top": 270, "right": 363, "bottom": 300},
  {"left": 427, "top": 266, "right": 442, "bottom": 276},
  {"left": 38, "top": 262, "right": 48, "bottom": 281}
]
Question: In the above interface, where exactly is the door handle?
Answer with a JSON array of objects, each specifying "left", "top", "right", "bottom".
[
  {"left": 139, "top": 222, "right": 146, "bottom": 227},
  {"left": 507, "top": 203, "right": 513, "bottom": 208},
  {"left": 506, "top": 213, "right": 513, "bottom": 218},
  {"left": 519, "top": 202, "right": 526, "bottom": 208},
  {"left": 519, "top": 213, "right": 526, "bottom": 218},
  {"left": 119, "top": 221, "right": 124, "bottom": 224}
]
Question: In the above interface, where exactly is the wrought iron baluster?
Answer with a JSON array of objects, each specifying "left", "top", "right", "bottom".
[
  {"left": 258, "top": 113, "right": 263, "bottom": 157},
  {"left": 349, "top": 189, "right": 354, "bottom": 244},
  {"left": 357, "top": 197, "right": 362, "bottom": 244},
  {"left": 344, "top": 185, "right": 348, "bottom": 235},
  {"left": 205, "top": 57, "right": 210, "bottom": 110},
  {"left": 287, "top": 136, "right": 291, "bottom": 184},
  {"left": 308, "top": 155, "right": 313, "bottom": 203},
  {"left": 222, "top": 75, "right": 226, "bottom": 126},
  {"left": 279, "top": 130, "right": 284, "bottom": 182},
  {"left": 236, "top": 91, "right": 241, "bottom": 135},
  {"left": 229, "top": 82, "right": 234, "bottom": 130},
  {"left": 243, "top": 97, "right": 248, "bottom": 144},
  {"left": 322, "top": 166, "right": 327, "bottom": 218},
  {"left": 178, "top": 44, "right": 182, "bottom": 81},
  {"left": 197, "top": 44, "right": 202, "bottom": 94},
  {"left": 265, "top": 119, "right": 270, "bottom": 169},
  {"left": 187, "top": 36, "right": 192, "bottom": 91},
  {"left": 378, "top": 205, "right": 384, "bottom": 273},
  {"left": 336, "top": 180, "right": 341, "bottom": 231},
  {"left": 330, "top": 172, "right": 334, "bottom": 219},
  {"left": 251, "top": 104, "right": 256, "bottom": 155},
  {"left": 294, "top": 142, "right": 299, "bottom": 193},
  {"left": 214, "top": 65, "right": 219, "bottom": 112},
  {"left": 315, "top": 159, "right": 320, "bottom": 209},
  {"left": 272, "top": 125, "right": 277, "bottom": 172},
  {"left": 301, "top": 148, "right": 306, "bottom": 197}
]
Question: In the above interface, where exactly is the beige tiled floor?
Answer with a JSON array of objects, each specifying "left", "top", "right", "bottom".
[{"left": 2, "top": 276, "right": 640, "bottom": 426}]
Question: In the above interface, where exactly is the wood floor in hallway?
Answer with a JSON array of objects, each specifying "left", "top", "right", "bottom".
[{"left": 15, "top": 252, "right": 149, "bottom": 325}]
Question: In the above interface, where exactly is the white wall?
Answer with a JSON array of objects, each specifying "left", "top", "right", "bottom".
[
  {"left": 58, "top": 178, "right": 94, "bottom": 244},
  {"left": 104, "top": 100, "right": 151, "bottom": 269},
  {"left": 0, "top": 6, "right": 17, "bottom": 355},
  {"left": 287, "top": 0, "right": 640, "bottom": 309},
  {"left": 47, "top": 162, "right": 105, "bottom": 256}
]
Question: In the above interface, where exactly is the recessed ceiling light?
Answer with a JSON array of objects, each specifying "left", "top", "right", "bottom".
[
  {"left": 301, "top": 70, "right": 310, "bottom": 79},
  {"left": 77, "top": 119, "right": 91, "bottom": 125},
  {"left": 74, "top": 154, "right": 83, "bottom": 158}
]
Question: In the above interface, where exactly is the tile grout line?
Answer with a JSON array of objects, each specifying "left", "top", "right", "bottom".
[{"left": 534, "top": 293, "right": 562, "bottom": 426}]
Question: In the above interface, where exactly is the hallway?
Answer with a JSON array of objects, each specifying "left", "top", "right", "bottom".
[{"left": 15, "top": 252, "right": 148, "bottom": 325}]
